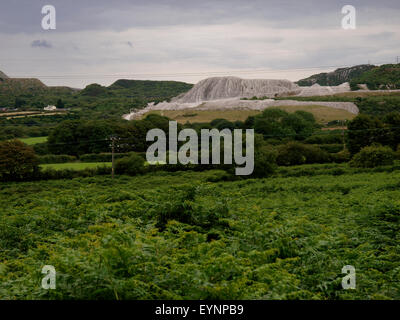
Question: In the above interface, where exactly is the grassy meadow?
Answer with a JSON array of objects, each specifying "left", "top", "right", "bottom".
[
  {"left": 143, "top": 105, "right": 355, "bottom": 124},
  {"left": 20, "top": 136, "right": 48, "bottom": 145}
]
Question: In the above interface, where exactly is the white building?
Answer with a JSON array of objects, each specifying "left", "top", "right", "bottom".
[{"left": 44, "top": 105, "right": 57, "bottom": 111}]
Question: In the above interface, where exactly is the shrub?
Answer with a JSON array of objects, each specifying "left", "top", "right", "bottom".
[
  {"left": 115, "top": 153, "right": 145, "bottom": 176},
  {"left": 319, "top": 144, "right": 344, "bottom": 154},
  {"left": 331, "top": 149, "right": 351, "bottom": 163},
  {"left": 33, "top": 142, "right": 49, "bottom": 155},
  {"left": 79, "top": 152, "right": 146, "bottom": 162},
  {"left": 276, "top": 142, "right": 330, "bottom": 166},
  {"left": 0, "top": 139, "right": 39, "bottom": 181},
  {"left": 305, "top": 134, "right": 342, "bottom": 145},
  {"left": 252, "top": 146, "right": 278, "bottom": 177},
  {"left": 350, "top": 145, "right": 395, "bottom": 168},
  {"left": 277, "top": 142, "right": 306, "bottom": 166},
  {"left": 38, "top": 154, "right": 77, "bottom": 164}
]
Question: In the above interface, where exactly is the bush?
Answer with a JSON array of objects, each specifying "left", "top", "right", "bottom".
[
  {"left": 331, "top": 149, "right": 351, "bottom": 163},
  {"left": 276, "top": 142, "right": 330, "bottom": 166},
  {"left": 318, "top": 144, "right": 344, "bottom": 154},
  {"left": 33, "top": 142, "right": 49, "bottom": 155},
  {"left": 252, "top": 146, "right": 278, "bottom": 177},
  {"left": 305, "top": 134, "right": 342, "bottom": 144},
  {"left": 0, "top": 139, "right": 39, "bottom": 181},
  {"left": 115, "top": 153, "right": 145, "bottom": 176},
  {"left": 350, "top": 145, "right": 395, "bottom": 168},
  {"left": 79, "top": 152, "right": 145, "bottom": 163},
  {"left": 38, "top": 154, "right": 77, "bottom": 164},
  {"left": 38, "top": 166, "right": 111, "bottom": 180}
]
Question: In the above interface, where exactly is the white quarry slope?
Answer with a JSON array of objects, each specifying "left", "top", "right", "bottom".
[
  {"left": 175, "top": 76, "right": 300, "bottom": 102},
  {"left": 297, "top": 82, "right": 351, "bottom": 97},
  {"left": 123, "top": 76, "right": 359, "bottom": 120}
]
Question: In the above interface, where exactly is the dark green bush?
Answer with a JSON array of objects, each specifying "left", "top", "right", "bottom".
[
  {"left": 38, "top": 166, "right": 111, "bottom": 180},
  {"left": 33, "top": 142, "right": 49, "bottom": 155},
  {"left": 0, "top": 139, "right": 39, "bottom": 181},
  {"left": 252, "top": 146, "right": 278, "bottom": 177},
  {"left": 276, "top": 142, "right": 330, "bottom": 166},
  {"left": 330, "top": 149, "right": 351, "bottom": 163},
  {"left": 38, "top": 154, "right": 77, "bottom": 164},
  {"left": 319, "top": 144, "right": 344, "bottom": 154},
  {"left": 115, "top": 153, "right": 145, "bottom": 176},
  {"left": 350, "top": 145, "right": 395, "bottom": 168},
  {"left": 304, "top": 134, "right": 342, "bottom": 144}
]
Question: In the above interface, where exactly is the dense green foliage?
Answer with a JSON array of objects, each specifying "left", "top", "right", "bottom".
[
  {"left": 276, "top": 142, "right": 330, "bottom": 166},
  {"left": 350, "top": 145, "right": 395, "bottom": 168},
  {"left": 115, "top": 153, "right": 146, "bottom": 176},
  {"left": 0, "top": 79, "right": 192, "bottom": 140},
  {"left": 297, "top": 65, "right": 375, "bottom": 86},
  {"left": 0, "top": 168, "right": 399, "bottom": 299},
  {"left": 246, "top": 108, "right": 316, "bottom": 140},
  {"left": 346, "top": 113, "right": 400, "bottom": 154},
  {"left": 0, "top": 140, "right": 39, "bottom": 181},
  {"left": 350, "top": 64, "right": 400, "bottom": 90}
]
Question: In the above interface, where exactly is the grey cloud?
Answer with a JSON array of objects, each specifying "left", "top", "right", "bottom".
[
  {"left": 364, "top": 32, "right": 396, "bottom": 41},
  {"left": 31, "top": 39, "right": 52, "bottom": 48},
  {"left": 0, "top": 0, "right": 400, "bottom": 33}
]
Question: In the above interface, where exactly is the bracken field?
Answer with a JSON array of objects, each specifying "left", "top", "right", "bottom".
[{"left": 1, "top": 166, "right": 399, "bottom": 300}]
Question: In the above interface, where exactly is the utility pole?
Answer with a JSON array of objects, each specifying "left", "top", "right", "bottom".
[
  {"left": 112, "top": 138, "right": 115, "bottom": 179},
  {"left": 109, "top": 135, "right": 118, "bottom": 179},
  {"left": 341, "top": 120, "right": 346, "bottom": 151}
]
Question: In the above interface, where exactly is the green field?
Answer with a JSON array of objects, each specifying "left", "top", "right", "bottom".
[
  {"left": 1, "top": 167, "right": 399, "bottom": 299},
  {"left": 40, "top": 162, "right": 112, "bottom": 170},
  {"left": 20, "top": 136, "right": 48, "bottom": 145}
]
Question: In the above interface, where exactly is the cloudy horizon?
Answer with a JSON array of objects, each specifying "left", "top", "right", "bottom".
[{"left": 0, "top": 0, "right": 399, "bottom": 88}]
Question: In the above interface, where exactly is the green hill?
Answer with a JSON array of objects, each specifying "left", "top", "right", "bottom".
[
  {"left": 350, "top": 64, "right": 400, "bottom": 90},
  {"left": 297, "top": 64, "right": 375, "bottom": 86},
  {"left": 80, "top": 79, "right": 193, "bottom": 101},
  {"left": 108, "top": 79, "right": 193, "bottom": 100},
  {"left": 0, "top": 78, "right": 47, "bottom": 94}
]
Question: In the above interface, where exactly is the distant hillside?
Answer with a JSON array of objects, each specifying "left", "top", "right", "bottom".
[
  {"left": 0, "top": 70, "right": 9, "bottom": 80},
  {"left": 297, "top": 64, "right": 375, "bottom": 86},
  {"left": 81, "top": 79, "right": 193, "bottom": 101},
  {"left": 0, "top": 78, "right": 47, "bottom": 94},
  {"left": 0, "top": 71, "right": 78, "bottom": 95},
  {"left": 109, "top": 79, "right": 193, "bottom": 99},
  {"left": 350, "top": 64, "right": 400, "bottom": 90}
]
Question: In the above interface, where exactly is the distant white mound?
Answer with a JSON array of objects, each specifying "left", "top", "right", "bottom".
[
  {"left": 175, "top": 76, "right": 300, "bottom": 103},
  {"left": 297, "top": 82, "right": 350, "bottom": 97},
  {"left": 122, "top": 77, "right": 358, "bottom": 120}
]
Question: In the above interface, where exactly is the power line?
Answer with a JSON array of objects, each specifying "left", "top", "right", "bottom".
[{"left": 3, "top": 60, "right": 395, "bottom": 80}]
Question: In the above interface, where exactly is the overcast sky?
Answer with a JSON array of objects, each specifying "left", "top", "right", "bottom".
[{"left": 0, "top": 0, "right": 399, "bottom": 88}]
